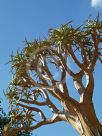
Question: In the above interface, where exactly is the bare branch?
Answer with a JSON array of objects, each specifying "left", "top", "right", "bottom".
[
  {"left": 83, "top": 72, "right": 94, "bottom": 102},
  {"left": 66, "top": 45, "right": 88, "bottom": 72},
  {"left": 37, "top": 59, "right": 56, "bottom": 86},
  {"left": 15, "top": 97, "right": 47, "bottom": 106},
  {"left": 14, "top": 113, "right": 63, "bottom": 132},
  {"left": 28, "top": 76, "right": 55, "bottom": 91},
  {"left": 51, "top": 50, "right": 76, "bottom": 78},
  {"left": 89, "top": 31, "right": 99, "bottom": 71},
  {"left": 73, "top": 70, "right": 85, "bottom": 102},
  {"left": 60, "top": 68, "right": 69, "bottom": 96}
]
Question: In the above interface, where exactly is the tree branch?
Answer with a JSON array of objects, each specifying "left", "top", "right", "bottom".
[
  {"left": 17, "top": 103, "right": 46, "bottom": 120},
  {"left": 66, "top": 45, "right": 88, "bottom": 72},
  {"left": 83, "top": 72, "right": 94, "bottom": 102},
  {"left": 90, "top": 30, "right": 99, "bottom": 71},
  {"left": 15, "top": 89, "right": 59, "bottom": 113},
  {"left": 14, "top": 113, "right": 63, "bottom": 132},
  {"left": 50, "top": 50, "right": 76, "bottom": 78},
  {"left": 73, "top": 70, "right": 85, "bottom": 102},
  {"left": 60, "top": 68, "right": 69, "bottom": 96}
]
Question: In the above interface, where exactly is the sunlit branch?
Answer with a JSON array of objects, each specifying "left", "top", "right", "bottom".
[
  {"left": 14, "top": 113, "right": 63, "bottom": 132},
  {"left": 50, "top": 50, "right": 76, "bottom": 78},
  {"left": 90, "top": 31, "right": 99, "bottom": 71},
  {"left": 83, "top": 72, "right": 94, "bottom": 102},
  {"left": 36, "top": 56, "right": 55, "bottom": 84},
  {"left": 27, "top": 76, "right": 55, "bottom": 91},
  {"left": 15, "top": 97, "right": 47, "bottom": 106},
  {"left": 74, "top": 70, "right": 85, "bottom": 94},
  {"left": 66, "top": 45, "right": 88, "bottom": 72},
  {"left": 73, "top": 70, "right": 85, "bottom": 102},
  {"left": 60, "top": 68, "right": 69, "bottom": 96}
]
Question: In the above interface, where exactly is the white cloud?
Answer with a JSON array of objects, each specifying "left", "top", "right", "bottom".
[{"left": 91, "top": 0, "right": 102, "bottom": 7}]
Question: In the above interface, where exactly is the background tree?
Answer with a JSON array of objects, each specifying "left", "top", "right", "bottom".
[
  {"left": 6, "top": 15, "right": 102, "bottom": 136},
  {"left": 0, "top": 99, "right": 10, "bottom": 135},
  {"left": 0, "top": 100, "right": 31, "bottom": 136}
]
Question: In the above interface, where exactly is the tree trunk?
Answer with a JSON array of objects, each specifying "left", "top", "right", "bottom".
[
  {"left": 78, "top": 102, "right": 102, "bottom": 136},
  {"left": 64, "top": 100, "right": 102, "bottom": 136},
  {"left": 78, "top": 115, "right": 102, "bottom": 136},
  {"left": 78, "top": 114, "right": 102, "bottom": 136}
]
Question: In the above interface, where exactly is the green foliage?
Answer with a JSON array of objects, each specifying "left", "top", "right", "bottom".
[
  {"left": 0, "top": 99, "right": 31, "bottom": 136},
  {"left": 0, "top": 99, "right": 10, "bottom": 136}
]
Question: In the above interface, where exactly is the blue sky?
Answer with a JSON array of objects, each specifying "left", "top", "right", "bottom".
[{"left": 0, "top": 0, "right": 102, "bottom": 136}]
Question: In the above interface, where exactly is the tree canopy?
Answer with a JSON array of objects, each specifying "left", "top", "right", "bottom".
[{"left": 5, "top": 15, "right": 102, "bottom": 136}]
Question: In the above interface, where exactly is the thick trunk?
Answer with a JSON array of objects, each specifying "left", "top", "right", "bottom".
[
  {"left": 79, "top": 113, "right": 102, "bottom": 136},
  {"left": 79, "top": 115, "right": 102, "bottom": 136},
  {"left": 67, "top": 109, "right": 102, "bottom": 136},
  {"left": 78, "top": 102, "right": 102, "bottom": 136},
  {"left": 64, "top": 100, "right": 102, "bottom": 136}
]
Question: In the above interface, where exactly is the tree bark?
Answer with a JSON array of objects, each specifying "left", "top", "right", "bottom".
[
  {"left": 64, "top": 99, "right": 102, "bottom": 136},
  {"left": 78, "top": 102, "right": 102, "bottom": 136}
]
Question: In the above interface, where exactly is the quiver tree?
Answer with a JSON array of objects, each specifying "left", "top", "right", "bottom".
[{"left": 6, "top": 15, "right": 102, "bottom": 136}]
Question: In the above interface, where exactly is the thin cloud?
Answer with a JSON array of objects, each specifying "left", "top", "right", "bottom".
[{"left": 91, "top": 0, "right": 102, "bottom": 7}]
